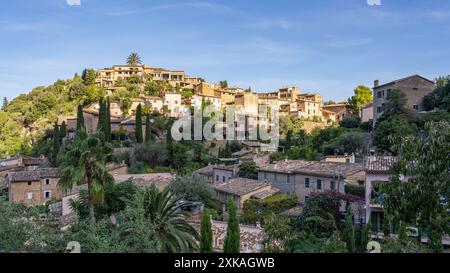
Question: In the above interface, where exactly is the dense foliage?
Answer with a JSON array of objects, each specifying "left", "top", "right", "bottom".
[{"left": 243, "top": 193, "right": 298, "bottom": 224}]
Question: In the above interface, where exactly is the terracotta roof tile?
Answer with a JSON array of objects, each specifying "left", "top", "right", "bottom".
[{"left": 213, "top": 178, "right": 271, "bottom": 196}]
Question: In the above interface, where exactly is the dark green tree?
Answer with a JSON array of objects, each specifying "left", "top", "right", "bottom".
[
  {"left": 238, "top": 161, "right": 258, "bottom": 179},
  {"left": 219, "top": 80, "right": 228, "bottom": 89},
  {"left": 145, "top": 114, "right": 153, "bottom": 143},
  {"left": 223, "top": 198, "right": 240, "bottom": 253},
  {"left": 135, "top": 104, "right": 143, "bottom": 143},
  {"left": 200, "top": 210, "right": 213, "bottom": 253},
  {"left": 374, "top": 90, "right": 419, "bottom": 153},
  {"left": 76, "top": 104, "right": 85, "bottom": 133},
  {"left": 285, "top": 130, "right": 293, "bottom": 151},
  {"left": 51, "top": 122, "right": 60, "bottom": 166},
  {"left": 1, "top": 97, "right": 8, "bottom": 111},
  {"left": 59, "top": 121, "right": 67, "bottom": 139},
  {"left": 106, "top": 97, "right": 111, "bottom": 141},
  {"left": 166, "top": 120, "right": 174, "bottom": 163},
  {"left": 342, "top": 205, "right": 356, "bottom": 253},
  {"left": 82, "top": 69, "right": 97, "bottom": 86},
  {"left": 97, "top": 99, "right": 107, "bottom": 138}
]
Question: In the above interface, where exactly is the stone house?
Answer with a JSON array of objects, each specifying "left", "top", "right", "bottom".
[
  {"left": 372, "top": 75, "right": 435, "bottom": 124},
  {"left": 5, "top": 168, "right": 60, "bottom": 206},
  {"left": 258, "top": 160, "right": 364, "bottom": 204},
  {"left": 359, "top": 102, "right": 373, "bottom": 123},
  {"left": 212, "top": 165, "right": 239, "bottom": 184},
  {"left": 213, "top": 178, "right": 277, "bottom": 212}
]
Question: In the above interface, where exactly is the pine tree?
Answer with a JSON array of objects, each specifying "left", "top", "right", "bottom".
[
  {"left": 145, "top": 114, "right": 153, "bottom": 143},
  {"left": 135, "top": 103, "right": 143, "bottom": 143},
  {"left": 223, "top": 198, "right": 240, "bottom": 253},
  {"left": 59, "top": 121, "right": 67, "bottom": 139},
  {"left": 200, "top": 210, "right": 213, "bottom": 253},
  {"left": 76, "top": 104, "right": 85, "bottom": 133},
  {"left": 342, "top": 205, "right": 356, "bottom": 253},
  {"left": 106, "top": 97, "right": 111, "bottom": 141},
  {"left": 51, "top": 122, "right": 60, "bottom": 167}
]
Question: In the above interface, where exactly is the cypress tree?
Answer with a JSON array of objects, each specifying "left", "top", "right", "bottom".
[
  {"left": 51, "top": 122, "right": 60, "bottom": 167},
  {"left": 76, "top": 104, "right": 85, "bottom": 133},
  {"left": 223, "top": 198, "right": 240, "bottom": 253},
  {"left": 97, "top": 99, "right": 105, "bottom": 133},
  {"left": 166, "top": 119, "right": 174, "bottom": 163},
  {"left": 145, "top": 114, "right": 153, "bottom": 143},
  {"left": 59, "top": 121, "right": 67, "bottom": 139},
  {"left": 98, "top": 99, "right": 108, "bottom": 140},
  {"left": 359, "top": 224, "right": 369, "bottom": 253},
  {"left": 106, "top": 97, "right": 111, "bottom": 141},
  {"left": 200, "top": 210, "right": 213, "bottom": 253},
  {"left": 343, "top": 205, "right": 356, "bottom": 253},
  {"left": 286, "top": 130, "right": 293, "bottom": 151},
  {"left": 224, "top": 142, "right": 232, "bottom": 158},
  {"left": 135, "top": 103, "right": 143, "bottom": 143},
  {"left": 2, "top": 97, "right": 8, "bottom": 110}
]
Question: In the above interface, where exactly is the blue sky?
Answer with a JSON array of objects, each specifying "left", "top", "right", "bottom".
[{"left": 1, "top": 0, "right": 450, "bottom": 102}]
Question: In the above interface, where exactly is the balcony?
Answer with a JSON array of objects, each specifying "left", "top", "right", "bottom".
[{"left": 370, "top": 182, "right": 385, "bottom": 208}]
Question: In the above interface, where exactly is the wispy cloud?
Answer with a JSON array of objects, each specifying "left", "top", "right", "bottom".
[
  {"left": 425, "top": 10, "right": 450, "bottom": 20},
  {"left": 95, "top": 1, "right": 233, "bottom": 17},
  {"left": 0, "top": 21, "right": 57, "bottom": 33},
  {"left": 326, "top": 38, "right": 371, "bottom": 48},
  {"left": 246, "top": 19, "right": 301, "bottom": 30}
]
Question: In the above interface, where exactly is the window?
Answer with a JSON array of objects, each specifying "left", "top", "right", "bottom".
[
  {"left": 305, "top": 178, "right": 310, "bottom": 188},
  {"left": 216, "top": 175, "right": 219, "bottom": 182},
  {"left": 264, "top": 172, "right": 267, "bottom": 180},
  {"left": 28, "top": 181, "right": 32, "bottom": 186},
  {"left": 45, "top": 179, "right": 50, "bottom": 185},
  {"left": 413, "top": 104, "right": 419, "bottom": 111},
  {"left": 317, "top": 179, "right": 322, "bottom": 190},
  {"left": 377, "top": 106, "right": 382, "bottom": 114},
  {"left": 377, "top": 91, "right": 382, "bottom": 98},
  {"left": 330, "top": 181, "right": 336, "bottom": 191},
  {"left": 287, "top": 176, "right": 291, "bottom": 184},
  {"left": 222, "top": 176, "right": 226, "bottom": 182},
  {"left": 413, "top": 87, "right": 418, "bottom": 91},
  {"left": 44, "top": 191, "right": 51, "bottom": 199},
  {"left": 27, "top": 192, "right": 33, "bottom": 200}
]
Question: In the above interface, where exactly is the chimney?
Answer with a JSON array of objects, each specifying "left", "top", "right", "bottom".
[{"left": 374, "top": 80, "right": 379, "bottom": 88}]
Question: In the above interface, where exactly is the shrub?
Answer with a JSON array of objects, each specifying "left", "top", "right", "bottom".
[
  {"left": 345, "top": 184, "right": 365, "bottom": 198},
  {"left": 243, "top": 193, "right": 298, "bottom": 224}
]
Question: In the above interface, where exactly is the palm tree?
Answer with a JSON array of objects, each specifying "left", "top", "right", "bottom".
[
  {"left": 126, "top": 52, "right": 142, "bottom": 67},
  {"left": 140, "top": 185, "right": 199, "bottom": 252},
  {"left": 58, "top": 130, "right": 117, "bottom": 223}
]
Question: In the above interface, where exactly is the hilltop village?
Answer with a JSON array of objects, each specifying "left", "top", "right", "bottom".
[{"left": 1, "top": 54, "right": 449, "bottom": 253}]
